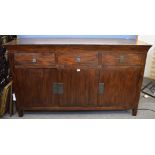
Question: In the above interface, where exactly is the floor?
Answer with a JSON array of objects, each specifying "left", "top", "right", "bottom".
[{"left": 3, "top": 78, "right": 155, "bottom": 119}]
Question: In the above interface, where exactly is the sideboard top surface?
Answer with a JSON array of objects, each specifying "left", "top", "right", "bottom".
[{"left": 4, "top": 38, "right": 151, "bottom": 46}]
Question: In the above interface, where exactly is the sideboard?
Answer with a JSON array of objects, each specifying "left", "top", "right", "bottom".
[{"left": 4, "top": 38, "right": 151, "bottom": 117}]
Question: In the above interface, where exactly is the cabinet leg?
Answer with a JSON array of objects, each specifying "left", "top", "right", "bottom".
[
  {"left": 132, "top": 108, "right": 138, "bottom": 116},
  {"left": 18, "top": 110, "right": 24, "bottom": 117}
]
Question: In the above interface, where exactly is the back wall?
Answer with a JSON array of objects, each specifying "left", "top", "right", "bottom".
[{"left": 18, "top": 35, "right": 137, "bottom": 39}]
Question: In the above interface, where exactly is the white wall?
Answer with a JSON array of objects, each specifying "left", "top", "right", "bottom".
[
  {"left": 18, "top": 35, "right": 137, "bottom": 39},
  {"left": 138, "top": 36, "right": 155, "bottom": 44},
  {"left": 138, "top": 35, "right": 155, "bottom": 78}
]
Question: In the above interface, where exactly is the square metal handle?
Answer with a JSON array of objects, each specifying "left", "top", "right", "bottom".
[
  {"left": 32, "top": 58, "right": 37, "bottom": 63},
  {"left": 75, "top": 56, "right": 81, "bottom": 63},
  {"left": 99, "top": 83, "right": 104, "bottom": 94},
  {"left": 53, "top": 83, "right": 64, "bottom": 94},
  {"left": 116, "top": 55, "right": 125, "bottom": 63}
]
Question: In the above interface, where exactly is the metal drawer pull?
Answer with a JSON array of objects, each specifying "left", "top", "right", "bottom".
[
  {"left": 75, "top": 56, "right": 81, "bottom": 63},
  {"left": 116, "top": 55, "right": 125, "bottom": 63},
  {"left": 32, "top": 58, "right": 37, "bottom": 63}
]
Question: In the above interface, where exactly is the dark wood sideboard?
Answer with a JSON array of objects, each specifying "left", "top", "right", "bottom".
[{"left": 4, "top": 38, "right": 151, "bottom": 117}]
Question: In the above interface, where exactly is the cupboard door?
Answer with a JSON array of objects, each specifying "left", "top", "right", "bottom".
[
  {"left": 14, "top": 68, "right": 59, "bottom": 108},
  {"left": 58, "top": 68, "right": 98, "bottom": 107},
  {"left": 98, "top": 66, "right": 142, "bottom": 107}
]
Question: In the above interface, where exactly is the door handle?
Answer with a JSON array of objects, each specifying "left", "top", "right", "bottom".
[
  {"left": 53, "top": 83, "right": 64, "bottom": 94},
  {"left": 99, "top": 83, "right": 104, "bottom": 94}
]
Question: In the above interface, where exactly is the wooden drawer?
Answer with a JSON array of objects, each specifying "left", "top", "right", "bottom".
[
  {"left": 58, "top": 51, "right": 98, "bottom": 66},
  {"left": 14, "top": 52, "right": 55, "bottom": 67},
  {"left": 102, "top": 53, "right": 144, "bottom": 66}
]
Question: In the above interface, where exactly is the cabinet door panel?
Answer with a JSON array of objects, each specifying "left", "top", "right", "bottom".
[
  {"left": 58, "top": 68, "right": 98, "bottom": 107},
  {"left": 14, "top": 68, "right": 59, "bottom": 107},
  {"left": 98, "top": 66, "right": 142, "bottom": 107}
]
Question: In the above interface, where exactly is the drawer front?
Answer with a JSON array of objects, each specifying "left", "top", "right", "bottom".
[
  {"left": 102, "top": 53, "right": 144, "bottom": 66},
  {"left": 58, "top": 51, "right": 98, "bottom": 66},
  {"left": 15, "top": 52, "right": 55, "bottom": 67}
]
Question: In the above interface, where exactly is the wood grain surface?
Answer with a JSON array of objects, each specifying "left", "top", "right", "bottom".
[{"left": 4, "top": 38, "right": 151, "bottom": 117}]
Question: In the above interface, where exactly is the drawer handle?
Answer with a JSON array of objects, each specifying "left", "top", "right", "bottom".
[
  {"left": 116, "top": 55, "right": 125, "bottom": 63},
  {"left": 32, "top": 58, "right": 37, "bottom": 63},
  {"left": 75, "top": 56, "right": 81, "bottom": 63}
]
